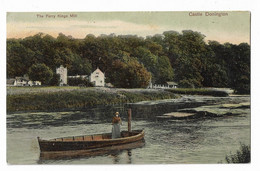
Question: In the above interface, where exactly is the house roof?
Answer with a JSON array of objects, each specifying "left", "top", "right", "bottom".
[
  {"left": 96, "top": 67, "right": 102, "bottom": 72},
  {"left": 7, "top": 79, "right": 16, "bottom": 84},
  {"left": 92, "top": 67, "right": 104, "bottom": 74},
  {"left": 15, "top": 77, "right": 29, "bottom": 81},
  {"left": 166, "top": 81, "right": 178, "bottom": 85}
]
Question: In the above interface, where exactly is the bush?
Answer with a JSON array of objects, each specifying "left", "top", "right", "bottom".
[
  {"left": 49, "top": 73, "right": 60, "bottom": 86},
  {"left": 68, "top": 77, "right": 93, "bottom": 87},
  {"left": 225, "top": 144, "right": 250, "bottom": 163}
]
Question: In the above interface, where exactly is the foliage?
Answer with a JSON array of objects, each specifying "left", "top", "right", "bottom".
[
  {"left": 28, "top": 63, "right": 53, "bottom": 85},
  {"left": 202, "top": 41, "right": 229, "bottom": 87},
  {"left": 49, "top": 73, "right": 60, "bottom": 86},
  {"left": 154, "top": 55, "right": 174, "bottom": 84},
  {"left": 109, "top": 58, "right": 151, "bottom": 88},
  {"left": 7, "top": 31, "right": 250, "bottom": 92},
  {"left": 68, "top": 77, "right": 93, "bottom": 87},
  {"left": 228, "top": 43, "right": 250, "bottom": 94},
  {"left": 225, "top": 144, "right": 250, "bottom": 163},
  {"left": 7, "top": 39, "right": 35, "bottom": 78},
  {"left": 133, "top": 46, "right": 158, "bottom": 74}
]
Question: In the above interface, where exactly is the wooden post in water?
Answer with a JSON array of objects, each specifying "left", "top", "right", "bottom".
[{"left": 128, "top": 108, "right": 132, "bottom": 133}]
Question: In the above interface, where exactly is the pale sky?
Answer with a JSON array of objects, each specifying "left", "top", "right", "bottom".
[{"left": 7, "top": 11, "right": 250, "bottom": 44}]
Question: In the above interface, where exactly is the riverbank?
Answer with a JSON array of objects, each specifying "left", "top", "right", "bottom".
[
  {"left": 165, "top": 88, "right": 229, "bottom": 97},
  {"left": 7, "top": 87, "right": 179, "bottom": 112},
  {"left": 6, "top": 87, "right": 231, "bottom": 113}
]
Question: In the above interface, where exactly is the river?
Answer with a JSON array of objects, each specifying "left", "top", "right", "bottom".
[{"left": 6, "top": 95, "right": 250, "bottom": 164}]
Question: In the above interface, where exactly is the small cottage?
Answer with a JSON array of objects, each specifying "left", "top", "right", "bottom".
[
  {"left": 7, "top": 75, "right": 41, "bottom": 87},
  {"left": 89, "top": 67, "right": 105, "bottom": 87},
  {"left": 14, "top": 76, "right": 29, "bottom": 86}
]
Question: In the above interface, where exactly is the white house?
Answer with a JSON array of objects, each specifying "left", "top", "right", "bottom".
[
  {"left": 56, "top": 65, "right": 67, "bottom": 86},
  {"left": 89, "top": 67, "right": 105, "bottom": 87}
]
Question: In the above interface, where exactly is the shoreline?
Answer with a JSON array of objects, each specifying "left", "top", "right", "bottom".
[
  {"left": 7, "top": 87, "right": 178, "bottom": 113},
  {"left": 7, "top": 87, "right": 233, "bottom": 113}
]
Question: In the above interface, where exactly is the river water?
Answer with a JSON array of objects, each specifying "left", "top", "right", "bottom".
[{"left": 6, "top": 95, "right": 250, "bottom": 164}]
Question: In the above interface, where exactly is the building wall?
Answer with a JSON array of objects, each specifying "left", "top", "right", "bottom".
[
  {"left": 68, "top": 75, "right": 88, "bottom": 79},
  {"left": 28, "top": 81, "right": 41, "bottom": 86},
  {"left": 56, "top": 65, "right": 68, "bottom": 86},
  {"left": 89, "top": 68, "right": 105, "bottom": 87}
]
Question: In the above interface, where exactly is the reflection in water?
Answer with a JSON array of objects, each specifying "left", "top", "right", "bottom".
[
  {"left": 109, "top": 149, "right": 132, "bottom": 164},
  {"left": 111, "top": 153, "right": 120, "bottom": 164},
  {"left": 127, "top": 150, "right": 132, "bottom": 164}
]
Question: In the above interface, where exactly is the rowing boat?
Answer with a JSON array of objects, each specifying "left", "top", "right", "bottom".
[
  {"left": 38, "top": 129, "right": 144, "bottom": 152},
  {"left": 39, "top": 139, "right": 145, "bottom": 160}
]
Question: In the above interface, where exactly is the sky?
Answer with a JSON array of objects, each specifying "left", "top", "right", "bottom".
[{"left": 7, "top": 11, "right": 250, "bottom": 44}]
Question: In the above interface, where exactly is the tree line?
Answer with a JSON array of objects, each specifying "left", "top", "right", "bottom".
[{"left": 7, "top": 30, "right": 250, "bottom": 94}]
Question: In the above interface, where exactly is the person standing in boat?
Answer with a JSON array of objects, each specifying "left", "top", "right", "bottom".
[{"left": 112, "top": 112, "right": 122, "bottom": 139}]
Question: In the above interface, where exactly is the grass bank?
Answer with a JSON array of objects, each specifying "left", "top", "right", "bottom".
[
  {"left": 225, "top": 143, "right": 250, "bottom": 163},
  {"left": 7, "top": 87, "right": 179, "bottom": 112},
  {"left": 165, "top": 88, "right": 229, "bottom": 97}
]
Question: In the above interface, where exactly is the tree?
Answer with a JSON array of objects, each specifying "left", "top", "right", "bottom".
[
  {"left": 7, "top": 31, "right": 250, "bottom": 92},
  {"left": 155, "top": 55, "right": 174, "bottom": 84},
  {"left": 125, "top": 59, "right": 151, "bottom": 88},
  {"left": 229, "top": 43, "right": 250, "bottom": 94},
  {"left": 172, "top": 30, "right": 207, "bottom": 88},
  {"left": 7, "top": 39, "right": 35, "bottom": 78},
  {"left": 163, "top": 30, "right": 182, "bottom": 66},
  {"left": 28, "top": 63, "right": 53, "bottom": 85},
  {"left": 49, "top": 73, "right": 60, "bottom": 86},
  {"left": 109, "top": 58, "right": 151, "bottom": 88},
  {"left": 69, "top": 57, "right": 92, "bottom": 76},
  {"left": 144, "top": 39, "right": 164, "bottom": 56},
  {"left": 202, "top": 41, "right": 229, "bottom": 87},
  {"left": 133, "top": 46, "right": 158, "bottom": 74},
  {"left": 21, "top": 33, "right": 56, "bottom": 67}
]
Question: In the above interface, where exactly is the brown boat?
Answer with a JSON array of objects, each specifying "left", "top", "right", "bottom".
[
  {"left": 38, "top": 108, "right": 144, "bottom": 158},
  {"left": 39, "top": 139, "right": 145, "bottom": 161},
  {"left": 38, "top": 129, "right": 144, "bottom": 152}
]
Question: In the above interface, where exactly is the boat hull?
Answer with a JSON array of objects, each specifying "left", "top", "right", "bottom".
[
  {"left": 39, "top": 139, "right": 145, "bottom": 160},
  {"left": 38, "top": 130, "right": 144, "bottom": 152}
]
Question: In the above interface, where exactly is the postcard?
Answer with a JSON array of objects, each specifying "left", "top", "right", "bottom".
[{"left": 6, "top": 11, "right": 250, "bottom": 165}]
